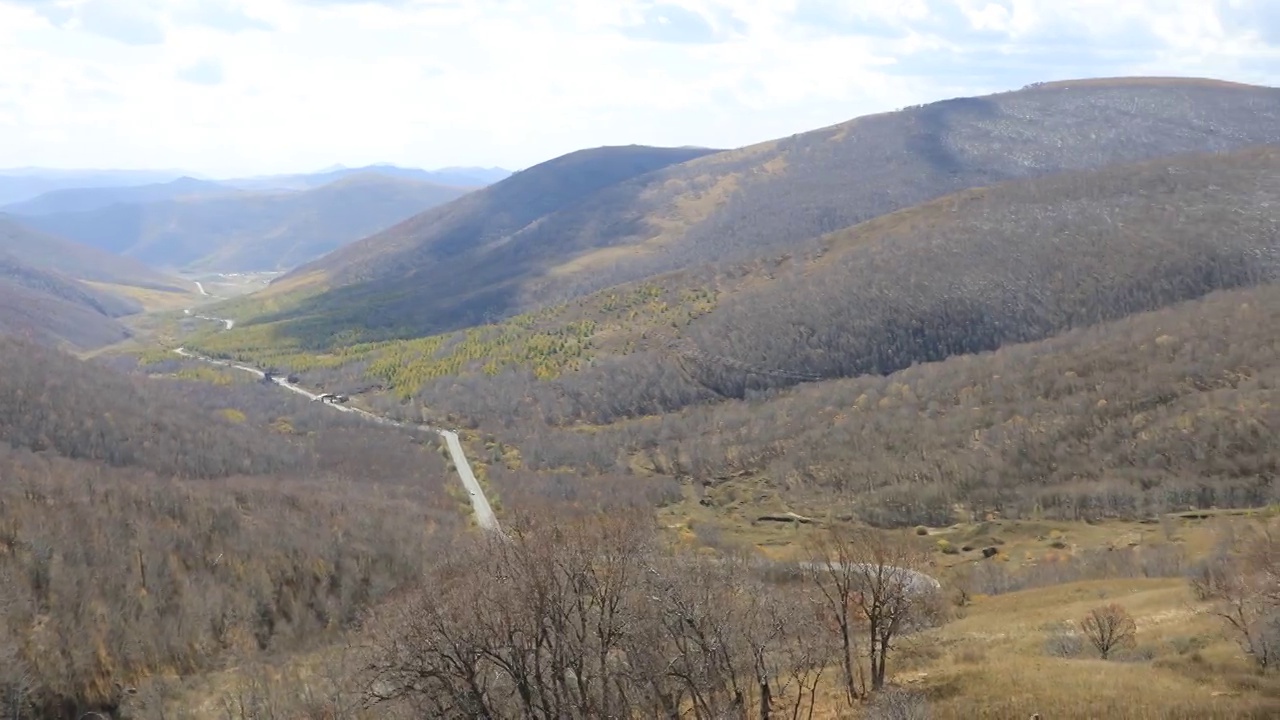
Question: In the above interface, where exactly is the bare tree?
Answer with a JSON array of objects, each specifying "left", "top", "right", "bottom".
[
  {"left": 846, "top": 532, "right": 941, "bottom": 691},
  {"left": 1193, "top": 523, "right": 1280, "bottom": 670},
  {"left": 363, "top": 512, "right": 843, "bottom": 720},
  {"left": 805, "top": 528, "right": 939, "bottom": 697},
  {"left": 802, "top": 528, "right": 868, "bottom": 704},
  {"left": 1079, "top": 604, "right": 1137, "bottom": 660}
]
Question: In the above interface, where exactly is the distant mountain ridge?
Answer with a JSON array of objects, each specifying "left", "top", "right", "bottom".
[
  {"left": 16, "top": 172, "right": 475, "bottom": 273},
  {"left": 0, "top": 163, "right": 511, "bottom": 209},
  {"left": 219, "top": 164, "right": 512, "bottom": 192},
  {"left": 3, "top": 176, "right": 232, "bottom": 216},
  {"left": 0, "top": 168, "right": 187, "bottom": 206}
]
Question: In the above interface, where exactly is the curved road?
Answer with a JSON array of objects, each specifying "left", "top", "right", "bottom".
[
  {"left": 174, "top": 311, "right": 941, "bottom": 591},
  {"left": 175, "top": 313, "right": 499, "bottom": 533}
]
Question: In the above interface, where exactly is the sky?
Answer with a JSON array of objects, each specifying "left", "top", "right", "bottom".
[{"left": 0, "top": 0, "right": 1277, "bottom": 177}]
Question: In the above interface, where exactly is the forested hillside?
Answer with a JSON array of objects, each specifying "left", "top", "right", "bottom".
[
  {"left": 526, "top": 281, "right": 1280, "bottom": 526},
  {"left": 192, "top": 146, "right": 1280, "bottom": 424},
  {"left": 213, "top": 77, "right": 1280, "bottom": 343},
  {"left": 18, "top": 173, "right": 473, "bottom": 272},
  {"left": 0, "top": 339, "right": 463, "bottom": 718},
  {"left": 22, "top": 72, "right": 1280, "bottom": 720},
  {"left": 0, "top": 256, "right": 136, "bottom": 350}
]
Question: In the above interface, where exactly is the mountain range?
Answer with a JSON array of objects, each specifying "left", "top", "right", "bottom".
[
  {"left": 178, "top": 77, "right": 1280, "bottom": 523},
  {"left": 215, "top": 77, "right": 1280, "bottom": 341},
  {"left": 0, "top": 163, "right": 511, "bottom": 207},
  {"left": 7, "top": 73, "right": 1280, "bottom": 719},
  {"left": 11, "top": 172, "right": 476, "bottom": 273},
  {"left": 216, "top": 164, "right": 511, "bottom": 192},
  {"left": 0, "top": 161, "right": 513, "bottom": 347}
]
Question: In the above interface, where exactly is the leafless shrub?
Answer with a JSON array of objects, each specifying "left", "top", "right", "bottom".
[
  {"left": 1042, "top": 621, "right": 1085, "bottom": 658},
  {"left": 1167, "top": 634, "right": 1211, "bottom": 656},
  {"left": 867, "top": 686, "right": 931, "bottom": 720}
]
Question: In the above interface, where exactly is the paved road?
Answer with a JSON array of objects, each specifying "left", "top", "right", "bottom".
[
  {"left": 441, "top": 429, "right": 498, "bottom": 530},
  {"left": 191, "top": 314, "right": 234, "bottom": 330},
  {"left": 173, "top": 315, "right": 944, "bottom": 589},
  {"left": 173, "top": 317, "right": 502, "bottom": 534}
]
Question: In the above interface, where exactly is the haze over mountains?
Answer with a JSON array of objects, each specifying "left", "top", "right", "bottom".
[
  {"left": 0, "top": 168, "right": 188, "bottom": 206},
  {"left": 3, "top": 176, "right": 233, "bottom": 216},
  {"left": 0, "top": 161, "right": 512, "bottom": 349},
  {"left": 0, "top": 216, "right": 197, "bottom": 349},
  {"left": 0, "top": 163, "right": 511, "bottom": 207},
  {"left": 16, "top": 172, "right": 476, "bottom": 272},
  {"left": 0, "top": 162, "right": 511, "bottom": 269}
]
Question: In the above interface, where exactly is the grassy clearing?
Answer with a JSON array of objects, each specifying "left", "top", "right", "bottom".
[{"left": 891, "top": 577, "right": 1280, "bottom": 719}]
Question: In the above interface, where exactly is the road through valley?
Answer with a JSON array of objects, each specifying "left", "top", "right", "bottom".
[
  {"left": 175, "top": 314, "right": 499, "bottom": 533},
  {"left": 173, "top": 310, "right": 943, "bottom": 591}
]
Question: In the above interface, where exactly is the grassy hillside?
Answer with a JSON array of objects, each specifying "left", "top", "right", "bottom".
[
  {"left": 216, "top": 77, "right": 1280, "bottom": 344},
  {"left": 2, "top": 176, "right": 229, "bottom": 216},
  {"left": 17, "top": 173, "right": 474, "bottom": 273}
]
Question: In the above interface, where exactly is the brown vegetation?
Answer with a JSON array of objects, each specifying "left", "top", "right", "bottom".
[
  {"left": 1191, "top": 519, "right": 1280, "bottom": 671},
  {"left": 187, "top": 147, "right": 1280, "bottom": 532},
  {"left": 0, "top": 215, "right": 183, "bottom": 293},
  {"left": 210, "top": 77, "right": 1280, "bottom": 345},
  {"left": 0, "top": 339, "right": 463, "bottom": 718},
  {"left": 15, "top": 75, "right": 1280, "bottom": 719},
  {"left": 361, "top": 511, "right": 940, "bottom": 719},
  {"left": 0, "top": 259, "right": 135, "bottom": 351},
  {"left": 1081, "top": 604, "right": 1138, "bottom": 659}
]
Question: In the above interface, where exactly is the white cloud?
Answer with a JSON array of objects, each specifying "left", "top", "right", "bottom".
[{"left": 0, "top": 0, "right": 1276, "bottom": 176}]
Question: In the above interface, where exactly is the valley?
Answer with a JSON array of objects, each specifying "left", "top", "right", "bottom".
[{"left": 3, "top": 72, "right": 1280, "bottom": 720}]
